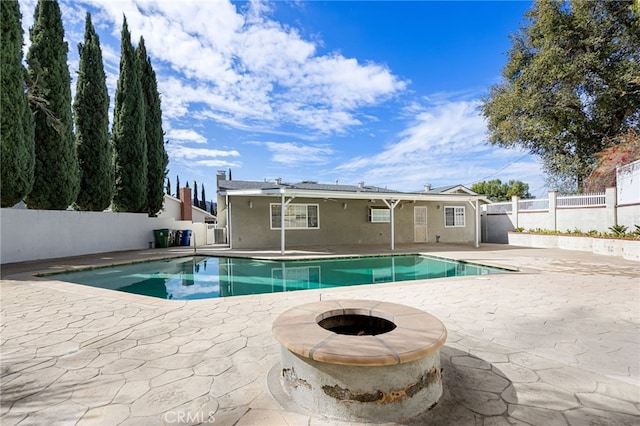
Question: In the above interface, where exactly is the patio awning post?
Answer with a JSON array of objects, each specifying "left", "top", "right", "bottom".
[
  {"left": 475, "top": 199, "right": 480, "bottom": 248},
  {"left": 383, "top": 199, "right": 400, "bottom": 251},
  {"left": 280, "top": 192, "right": 295, "bottom": 255},
  {"left": 280, "top": 193, "right": 286, "bottom": 255},
  {"left": 226, "top": 195, "right": 232, "bottom": 249},
  {"left": 468, "top": 199, "right": 481, "bottom": 248}
]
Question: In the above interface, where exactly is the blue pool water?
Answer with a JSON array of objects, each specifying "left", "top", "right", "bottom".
[{"left": 48, "top": 255, "right": 508, "bottom": 300}]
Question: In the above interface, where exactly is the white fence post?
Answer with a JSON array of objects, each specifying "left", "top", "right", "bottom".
[
  {"left": 605, "top": 187, "right": 617, "bottom": 228},
  {"left": 549, "top": 191, "right": 558, "bottom": 231},
  {"left": 512, "top": 195, "right": 519, "bottom": 229}
]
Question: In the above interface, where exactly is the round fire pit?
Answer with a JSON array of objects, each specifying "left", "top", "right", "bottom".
[{"left": 272, "top": 299, "right": 447, "bottom": 422}]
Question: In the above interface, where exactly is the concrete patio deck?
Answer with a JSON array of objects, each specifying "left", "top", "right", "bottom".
[{"left": 1, "top": 244, "right": 638, "bottom": 425}]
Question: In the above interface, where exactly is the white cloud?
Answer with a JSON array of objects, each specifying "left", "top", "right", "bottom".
[
  {"left": 192, "top": 159, "right": 242, "bottom": 168},
  {"left": 262, "top": 142, "right": 334, "bottom": 165},
  {"left": 165, "top": 129, "right": 207, "bottom": 144},
  {"left": 67, "top": 0, "right": 405, "bottom": 134},
  {"left": 169, "top": 146, "right": 240, "bottom": 161},
  {"left": 168, "top": 145, "right": 241, "bottom": 170},
  {"left": 337, "top": 100, "right": 487, "bottom": 171},
  {"left": 19, "top": 0, "right": 39, "bottom": 53},
  {"left": 335, "top": 98, "right": 545, "bottom": 192}
]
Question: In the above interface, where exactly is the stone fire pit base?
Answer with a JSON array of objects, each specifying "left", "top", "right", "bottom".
[{"left": 272, "top": 299, "right": 447, "bottom": 423}]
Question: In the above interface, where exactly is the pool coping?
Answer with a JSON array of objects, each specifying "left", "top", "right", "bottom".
[
  {"left": 25, "top": 251, "right": 517, "bottom": 280},
  {"left": 33, "top": 252, "right": 518, "bottom": 277},
  {"left": 1, "top": 248, "right": 522, "bottom": 306}
]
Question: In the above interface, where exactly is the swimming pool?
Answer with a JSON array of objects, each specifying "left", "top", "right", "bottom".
[{"left": 48, "top": 255, "right": 509, "bottom": 300}]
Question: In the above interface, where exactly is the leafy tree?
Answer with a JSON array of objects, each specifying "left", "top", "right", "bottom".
[
  {"left": 74, "top": 13, "right": 112, "bottom": 211},
  {"left": 193, "top": 181, "right": 199, "bottom": 206},
  {"left": 481, "top": 0, "right": 640, "bottom": 192},
  {"left": 26, "top": 0, "right": 79, "bottom": 209},
  {"left": 166, "top": 177, "right": 171, "bottom": 196},
  {"left": 1, "top": 0, "right": 35, "bottom": 207},
  {"left": 543, "top": 169, "right": 578, "bottom": 195},
  {"left": 471, "top": 180, "right": 503, "bottom": 201},
  {"left": 136, "top": 36, "right": 168, "bottom": 216},
  {"left": 471, "top": 179, "right": 532, "bottom": 201},
  {"left": 113, "top": 16, "right": 147, "bottom": 212},
  {"left": 200, "top": 184, "right": 206, "bottom": 210},
  {"left": 505, "top": 180, "right": 532, "bottom": 199}
]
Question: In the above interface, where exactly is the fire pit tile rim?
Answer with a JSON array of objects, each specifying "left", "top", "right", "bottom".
[
  {"left": 272, "top": 299, "right": 447, "bottom": 367},
  {"left": 309, "top": 334, "right": 401, "bottom": 365}
]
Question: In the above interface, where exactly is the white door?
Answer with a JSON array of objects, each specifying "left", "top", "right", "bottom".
[{"left": 414, "top": 206, "right": 428, "bottom": 242}]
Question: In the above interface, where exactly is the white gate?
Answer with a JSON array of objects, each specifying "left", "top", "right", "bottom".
[{"left": 414, "top": 206, "right": 428, "bottom": 242}]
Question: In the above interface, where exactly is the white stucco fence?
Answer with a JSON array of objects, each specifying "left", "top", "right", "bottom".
[
  {"left": 482, "top": 188, "right": 640, "bottom": 244},
  {"left": 0, "top": 208, "right": 209, "bottom": 264},
  {"left": 617, "top": 160, "right": 640, "bottom": 206}
]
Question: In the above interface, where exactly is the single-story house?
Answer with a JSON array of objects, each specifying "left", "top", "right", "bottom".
[{"left": 216, "top": 171, "right": 490, "bottom": 253}]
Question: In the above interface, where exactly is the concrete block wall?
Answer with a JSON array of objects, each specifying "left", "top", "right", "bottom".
[
  {"left": 0, "top": 209, "right": 208, "bottom": 264},
  {"left": 482, "top": 188, "right": 640, "bottom": 243}
]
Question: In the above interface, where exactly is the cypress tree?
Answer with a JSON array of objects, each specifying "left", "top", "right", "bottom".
[
  {"left": 26, "top": 0, "right": 79, "bottom": 209},
  {"left": 166, "top": 177, "right": 171, "bottom": 195},
  {"left": 1, "top": 0, "right": 35, "bottom": 207},
  {"left": 193, "top": 181, "right": 199, "bottom": 206},
  {"left": 136, "top": 37, "right": 168, "bottom": 216},
  {"left": 112, "top": 16, "right": 147, "bottom": 212},
  {"left": 74, "top": 13, "right": 112, "bottom": 211},
  {"left": 200, "top": 184, "right": 206, "bottom": 210},
  {"left": 176, "top": 175, "right": 180, "bottom": 199},
  {"left": 21, "top": 82, "right": 35, "bottom": 193}
]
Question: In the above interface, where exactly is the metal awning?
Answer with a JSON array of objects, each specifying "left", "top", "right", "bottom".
[{"left": 219, "top": 187, "right": 489, "bottom": 203}]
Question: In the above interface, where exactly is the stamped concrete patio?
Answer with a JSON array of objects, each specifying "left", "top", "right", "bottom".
[{"left": 1, "top": 244, "right": 639, "bottom": 425}]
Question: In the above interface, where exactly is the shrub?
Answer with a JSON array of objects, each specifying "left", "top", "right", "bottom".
[
  {"left": 608, "top": 225, "right": 628, "bottom": 237},
  {"left": 517, "top": 226, "right": 640, "bottom": 240}
]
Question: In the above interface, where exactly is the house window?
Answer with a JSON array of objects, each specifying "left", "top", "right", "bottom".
[
  {"left": 270, "top": 204, "right": 319, "bottom": 229},
  {"left": 368, "top": 207, "right": 390, "bottom": 223},
  {"left": 444, "top": 206, "right": 465, "bottom": 227}
]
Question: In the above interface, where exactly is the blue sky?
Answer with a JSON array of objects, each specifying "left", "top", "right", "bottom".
[{"left": 19, "top": 0, "right": 547, "bottom": 201}]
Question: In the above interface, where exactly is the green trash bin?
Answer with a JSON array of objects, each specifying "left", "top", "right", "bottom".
[{"left": 153, "top": 229, "right": 170, "bottom": 248}]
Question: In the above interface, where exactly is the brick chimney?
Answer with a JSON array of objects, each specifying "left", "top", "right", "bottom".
[{"left": 179, "top": 187, "right": 192, "bottom": 221}]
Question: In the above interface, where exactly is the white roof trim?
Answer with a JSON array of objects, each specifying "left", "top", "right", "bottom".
[
  {"left": 220, "top": 187, "right": 491, "bottom": 204},
  {"left": 437, "top": 185, "right": 477, "bottom": 195}
]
